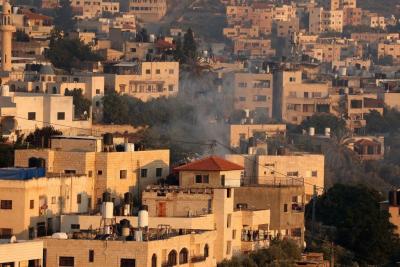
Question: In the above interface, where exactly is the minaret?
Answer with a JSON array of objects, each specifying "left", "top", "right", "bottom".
[{"left": 0, "top": 1, "right": 15, "bottom": 72}]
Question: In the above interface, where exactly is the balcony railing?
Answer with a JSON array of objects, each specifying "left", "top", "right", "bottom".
[{"left": 191, "top": 256, "right": 207, "bottom": 263}]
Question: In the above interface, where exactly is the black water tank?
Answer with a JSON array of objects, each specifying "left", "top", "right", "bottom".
[
  {"left": 103, "top": 133, "right": 113, "bottom": 146},
  {"left": 124, "top": 192, "right": 133, "bottom": 204},
  {"left": 396, "top": 190, "right": 400, "bottom": 206},
  {"left": 120, "top": 219, "right": 130, "bottom": 227},
  {"left": 248, "top": 137, "right": 256, "bottom": 147},
  {"left": 140, "top": 205, "right": 148, "bottom": 211},
  {"left": 102, "top": 192, "right": 111, "bottom": 202}
]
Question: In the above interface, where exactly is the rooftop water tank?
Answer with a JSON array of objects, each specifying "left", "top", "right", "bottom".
[{"left": 138, "top": 206, "right": 149, "bottom": 228}]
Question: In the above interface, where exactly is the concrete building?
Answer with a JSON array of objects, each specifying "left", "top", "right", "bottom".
[
  {"left": 273, "top": 69, "right": 330, "bottom": 124},
  {"left": 223, "top": 72, "right": 273, "bottom": 118},
  {"left": 0, "top": 239, "right": 43, "bottom": 267},
  {"left": 128, "top": 0, "right": 167, "bottom": 22},
  {"left": 309, "top": 7, "right": 343, "bottom": 34},
  {"left": 228, "top": 123, "right": 286, "bottom": 148},
  {"left": 384, "top": 190, "right": 400, "bottom": 235},
  {"left": 0, "top": 91, "right": 92, "bottom": 137},
  {"left": 43, "top": 227, "right": 217, "bottom": 267},
  {"left": 276, "top": 18, "right": 299, "bottom": 38},
  {"left": 233, "top": 38, "right": 275, "bottom": 58},
  {"left": 0, "top": 168, "right": 94, "bottom": 239},
  {"left": 343, "top": 136, "right": 385, "bottom": 161},
  {"left": 225, "top": 152, "right": 324, "bottom": 199},
  {"left": 343, "top": 7, "right": 362, "bottom": 26},
  {"left": 362, "top": 11, "right": 386, "bottom": 29},
  {"left": 378, "top": 41, "right": 400, "bottom": 64},
  {"left": 70, "top": 0, "right": 119, "bottom": 19},
  {"left": 14, "top": 135, "right": 170, "bottom": 203},
  {"left": 105, "top": 61, "right": 179, "bottom": 101}
]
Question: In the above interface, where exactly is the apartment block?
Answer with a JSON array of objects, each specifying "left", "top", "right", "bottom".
[
  {"left": 223, "top": 72, "right": 273, "bottom": 118},
  {"left": 233, "top": 38, "right": 275, "bottom": 58},
  {"left": 362, "top": 11, "right": 386, "bottom": 29},
  {"left": 44, "top": 229, "right": 217, "bottom": 267},
  {"left": 276, "top": 18, "right": 299, "bottom": 38},
  {"left": 273, "top": 69, "right": 330, "bottom": 124},
  {"left": 0, "top": 92, "right": 92, "bottom": 137},
  {"left": 309, "top": 7, "right": 343, "bottom": 34},
  {"left": 223, "top": 25, "right": 260, "bottom": 39},
  {"left": 343, "top": 7, "right": 362, "bottom": 26},
  {"left": 225, "top": 153, "right": 324, "bottom": 199},
  {"left": 0, "top": 239, "right": 43, "bottom": 267},
  {"left": 228, "top": 124, "right": 286, "bottom": 148},
  {"left": 0, "top": 169, "right": 93, "bottom": 239},
  {"left": 14, "top": 135, "right": 170, "bottom": 203},
  {"left": 105, "top": 61, "right": 179, "bottom": 101},
  {"left": 128, "top": 0, "right": 167, "bottom": 22},
  {"left": 378, "top": 42, "right": 400, "bottom": 64}
]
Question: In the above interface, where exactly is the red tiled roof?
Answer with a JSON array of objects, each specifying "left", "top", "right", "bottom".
[{"left": 174, "top": 156, "right": 243, "bottom": 171}]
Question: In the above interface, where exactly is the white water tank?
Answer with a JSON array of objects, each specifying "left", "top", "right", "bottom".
[
  {"left": 135, "top": 230, "right": 143, "bottom": 241},
  {"left": 52, "top": 232, "right": 68, "bottom": 239},
  {"left": 123, "top": 204, "right": 130, "bottom": 216},
  {"left": 138, "top": 209, "right": 149, "bottom": 228},
  {"left": 124, "top": 143, "right": 135, "bottom": 152},
  {"left": 338, "top": 67, "right": 347, "bottom": 76},
  {"left": 149, "top": 34, "right": 156, "bottom": 43},
  {"left": 121, "top": 227, "right": 130, "bottom": 237},
  {"left": 325, "top": 127, "right": 331, "bottom": 137},
  {"left": 102, "top": 202, "right": 114, "bottom": 219},
  {"left": 244, "top": 109, "right": 250, "bottom": 118},
  {"left": 309, "top": 127, "right": 315, "bottom": 136}
]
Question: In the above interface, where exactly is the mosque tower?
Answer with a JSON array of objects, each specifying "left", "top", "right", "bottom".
[{"left": 0, "top": 1, "right": 15, "bottom": 72}]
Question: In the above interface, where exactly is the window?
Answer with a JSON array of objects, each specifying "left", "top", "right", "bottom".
[
  {"left": 167, "top": 250, "right": 177, "bottom": 266},
  {"left": 30, "top": 200, "right": 34, "bottom": 209},
  {"left": 145, "top": 69, "right": 151, "bottom": 74},
  {"left": 141, "top": 169, "right": 147, "bottom": 178},
  {"left": 179, "top": 248, "right": 188, "bottom": 264},
  {"left": 89, "top": 250, "right": 94, "bottom": 263},
  {"left": 59, "top": 256, "right": 74, "bottom": 266},
  {"left": 227, "top": 188, "right": 232, "bottom": 198},
  {"left": 156, "top": 69, "right": 161, "bottom": 74},
  {"left": 168, "top": 85, "right": 174, "bottom": 91},
  {"left": 71, "top": 224, "right": 80, "bottom": 230},
  {"left": 312, "top": 171, "right": 318, "bottom": 177},
  {"left": 28, "top": 112, "right": 36, "bottom": 120},
  {"left": 289, "top": 77, "right": 296, "bottom": 82},
  {"left": 57, "top": 112, "right": 65, "bottom": 120},
  {"left": 239, "top": 96, "right": 246, "bottom": 101},
  {"left": 0, "top": 228, "right": 12, "bottom": 238},
  {"left": 97, "top": 170, "right": 103, "bottom": 175},
  {"left": 0, "top": 200, "right": 12, "bottom": 209},
  {"left": 227, "top": 214, "right": 232, "bottom": 228},
  {"left": 77, "top": 194, "right": 82, "bottom": 204},
  {"left": 284, "top": 204, "right": 288, "bottom": 212},
  {"left": 226, "top": 241, "right": 232, "bottom": 255},
  {"left": 221, "top": 175, "right": 226, "bottom": 186},
  {"left": 130, "top": 48, "right": 137, "bottom": 52},
  {"left": 287, "top": 171, "right": 298, "bottom": 177},
  {"left": 151, "top": 254, "right": 157, "bottom": 267},
  {"left": 169, "top": 69, "right": 174, "bottom": 74},
  {"left": 96, "top": 89, "right": 101, "bottom": 95},
  {"left": 195, "top": 174, "right": 209, "bottom": 183},
  {"left": 65, "top": 170, "right": 76, "bottom": 174},
  {"left": 232, "top": 229, "right": 236, "bottom": 239},
  {"left": 156, "top": 168, "right": 162, "bottom": 177},
  {"left": 204, "top": 244, "right": 209, "bottom": 258},
  {"left": 51, "top": 197, "right": 56, "bottom": 204},
  {"left": 120, "top": 170, "right": 127, "bottom": 179},
  {"left": 88, "top": 171, "right": 93, "bottom": 177}
]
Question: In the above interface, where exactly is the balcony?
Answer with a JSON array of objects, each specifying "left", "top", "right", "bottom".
[{"left": 292, "top": 203, "right": 305, "bottom": 213}]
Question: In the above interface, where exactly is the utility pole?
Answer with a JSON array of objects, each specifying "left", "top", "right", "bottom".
[{"left": 330, "top": 241, "right": 335, "bottom": 267}]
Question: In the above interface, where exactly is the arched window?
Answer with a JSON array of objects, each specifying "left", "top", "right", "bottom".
[
  {"left": 151, "top": 254, "right": 157, "bottom": 267},
  {"left": 179, "top": 248, "right": 188, "bottom": 264},
  {"left": 204, "top": 244, "right": 209, "bottom": 258},
  {"left": 167, "top": 250, "right": 177, "bottom": 266}
]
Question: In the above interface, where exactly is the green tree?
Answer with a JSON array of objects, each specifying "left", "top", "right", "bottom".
[
  {"left": 183, "top": 28, "right": 197, "bottom": 62},
  {"left": 25, "top": 126, "right": 62, "bottom": 148},
  {"left": 64, "top": 89, "right": 91, "bottom": 119},
  {"left": 299, "top": 113, "right": 346, "bottom": 136},
  {"left": 14, "top": 30, "right": 30, "bottom": 42},
  {"left": 53, "top": 0, "right": 75, "bottom": 33},
  {"left": 173, "top": 36, "right": 184, "bottom": 63},
  {"left": 45, "top": 30, "right": 102, "bottom": 72},
  {"left": 307, "top": 184, "right": 399, "bottom": 265}
]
